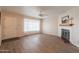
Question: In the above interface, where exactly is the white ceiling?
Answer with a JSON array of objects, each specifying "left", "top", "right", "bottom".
[
  {"left": 0, "top": 6, "right": 76, "bottom": 18},
  {"left": 0, "top": 6, "right": 40, "bottom": 18},
  {"left": 39, "top": 6, "right": 76, "bottom": 15}
]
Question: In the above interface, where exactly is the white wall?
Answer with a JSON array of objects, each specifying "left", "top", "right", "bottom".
[
  {"left": 42, "top": 13, "right": 58, "bottom": 36},
  {"left": 58, "top": 7, "right": 79, "bottom": 47}
]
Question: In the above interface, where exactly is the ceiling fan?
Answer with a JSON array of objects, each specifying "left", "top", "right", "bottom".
[{"left": 39, "top": 11, "right": 47, "bottom": 17}]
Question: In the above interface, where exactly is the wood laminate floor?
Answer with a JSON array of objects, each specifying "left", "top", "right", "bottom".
[{"left": 0, "top": 34, "right": 79, "bottom": 53}]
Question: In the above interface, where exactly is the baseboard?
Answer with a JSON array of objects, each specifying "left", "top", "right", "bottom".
[
  {"left": 2, "top": 33, "right": 41, "bottom": 41},
  {"left": 2, "top": 37, "right": 20, "bottom": 42},
  {"left": 22, "top": 33, "right": 41, "bottom": 37},
  {"left": 42, "top": 33, "right": 60, "bottom": 38},
  {"left": 0, "top": 40, "right": 1, "bottom": 46}
]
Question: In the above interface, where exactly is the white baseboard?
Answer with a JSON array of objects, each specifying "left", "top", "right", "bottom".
[{"left": 0, "top": 40, "right": 1, "bottom": 46}]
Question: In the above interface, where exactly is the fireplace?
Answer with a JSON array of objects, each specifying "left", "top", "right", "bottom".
[{"left": 61, "top": 29, "right": 70, "bottom": 43}]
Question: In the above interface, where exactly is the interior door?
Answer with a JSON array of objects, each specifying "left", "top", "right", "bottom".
[{"left": 3, "top": 15, "right": 17, "bottom": 39}]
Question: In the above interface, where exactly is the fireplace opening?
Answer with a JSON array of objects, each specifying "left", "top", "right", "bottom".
[{"left": 61, "top": 29, "right": 70, "bottom": 43}]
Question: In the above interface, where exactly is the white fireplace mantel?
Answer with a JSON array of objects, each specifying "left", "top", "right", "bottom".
[{"left": 58, "top": 26, "right": 73, "bottom": 43}]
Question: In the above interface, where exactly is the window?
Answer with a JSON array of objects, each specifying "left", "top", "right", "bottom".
[{"left": 24, "top": 18, "right": 40, "bottom": 32}]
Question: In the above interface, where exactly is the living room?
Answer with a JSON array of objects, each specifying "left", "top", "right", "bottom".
[{"left": 0, "top": 6, "right": 79, "bottom": 53}]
